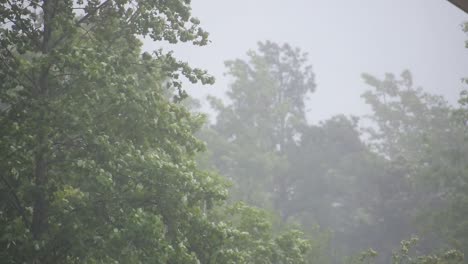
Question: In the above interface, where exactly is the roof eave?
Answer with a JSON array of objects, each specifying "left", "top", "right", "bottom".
[{"left": 448, "top": 0, "right": 468, "bottom": 13}]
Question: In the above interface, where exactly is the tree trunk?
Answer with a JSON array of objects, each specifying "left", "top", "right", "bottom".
[
  {"left": 31, "top": 144, "right": 47, "bottom": 239},
  {"left": 31, "top": 0, "right": 54, "bottom": 258}
]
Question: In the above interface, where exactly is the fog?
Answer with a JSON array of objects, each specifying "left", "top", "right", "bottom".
[
  {"left": 143, "top": 1, "right": 468, "bottom": 261},
  {"left": 144, "top": 0, "right": 468, "bottom": 122},
  {"left": 2, "top": 1, "right": 468, "bottom": 263}
]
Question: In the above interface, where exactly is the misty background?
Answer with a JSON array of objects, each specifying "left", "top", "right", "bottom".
[
  {"left": 144, "top": 0, "right": 468, "bottom": 122},
  {"left": 2, "top": 0, "right": 468, "bottom": 263}
]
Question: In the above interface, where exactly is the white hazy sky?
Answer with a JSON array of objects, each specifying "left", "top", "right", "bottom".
[{"left": 143, "top": 0, "right": 468, "bottom": 123}]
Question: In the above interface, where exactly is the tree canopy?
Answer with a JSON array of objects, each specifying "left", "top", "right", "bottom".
[
  {"left": 0, "top": 1, "right": 309, "bottom": 263},
  {"left": 1, "top": 1, "right": 466, "bottom": 263}
]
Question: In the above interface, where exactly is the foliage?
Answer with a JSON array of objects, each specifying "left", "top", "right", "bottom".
[
  {"left": 0, "top": 1, "right": 311, "bottom": 263},
  {"left": 2, "top": 1, "right": 466, "bottom": 263},
  {"left": 205, "top": 202, "right": 311, "bottom": 264},
  {"left": 201, "top": 41, "right": 467, "bottom": 263},
  {"left": 349, "top": 237, "right": 464, "bottom": 264},
  {"left": 206, "top": 41, "right": 315, "bottom": 214},
  {"left": 362, "top": 71, "right": 468, "bottom": 258}
]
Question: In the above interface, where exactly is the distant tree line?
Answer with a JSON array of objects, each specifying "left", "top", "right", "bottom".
[{"left": 198, "top": 39, "right": 468, "bottom": 263}]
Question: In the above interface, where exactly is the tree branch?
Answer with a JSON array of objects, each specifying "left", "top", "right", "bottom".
[
  {"left": 0, "top": 172, "right": 30, "bottom": 227},
  {"left": 5, "top": 0, "right": 41, "bottom": 49},
  {"left": 50, "top": 0, "right": 113, "bottom": 49}
]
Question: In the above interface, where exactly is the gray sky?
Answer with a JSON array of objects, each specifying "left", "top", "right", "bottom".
[{"left": 144, "top": 0, "right": 468, "bottom": 123}]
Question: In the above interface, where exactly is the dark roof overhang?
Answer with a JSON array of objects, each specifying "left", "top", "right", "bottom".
[{"left": 448, "top": 0, "right": 468, "bottom": 13}]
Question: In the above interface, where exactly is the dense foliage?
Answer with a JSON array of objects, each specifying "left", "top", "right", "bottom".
[
  {"left": 201, "top": 43, "right": 467, "bottom": 263},
  {"left": 0, "top": 1, "right": 309, "bottom": 263},
  {"left": 0, "top": 1, "right": 466, "bottom": 263}
]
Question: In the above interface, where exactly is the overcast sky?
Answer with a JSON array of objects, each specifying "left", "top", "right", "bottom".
[{"left": 144, "top": 0, "right": 468, "bottom": 123}]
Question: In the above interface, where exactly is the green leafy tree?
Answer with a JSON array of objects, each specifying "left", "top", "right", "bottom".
[
  {"left": 206, "top": 41, "right": 316, "bottom": 215},
  {"left": 284, "top": 114, "right": 414, "bottom": 261},
  {"left": 204, "top": 202, "right": 311, "bottom": 264},
  {"left": 286, "top": 115, "right": 368, "bottom": 224},
  {"left": 0, "top": 0, "right": 217, "bottom": 262},
  {"left": 361, "top": 70, "right": 452, "bottom": 165},
  {"left": 347, "top": 237, "right": 463, "bottom": 264},
  {"left": 361, "top": 70, "right": 468, "bottom": 260},
  {"left": 0, "top": 1, "right": 310, "bottom": 263}
]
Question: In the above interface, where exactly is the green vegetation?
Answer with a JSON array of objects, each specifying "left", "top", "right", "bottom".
[
  {"left": 0, "top": 1, "right": 466, "bottom": 263},
  {"left": 0, "top": 1, "right": 308, "bottom": 263},
  {"left": 200, "top": 42, "right": 467, "bottom": 262}
]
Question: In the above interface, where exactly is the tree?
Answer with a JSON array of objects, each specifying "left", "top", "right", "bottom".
[
  {"left": 361, "top": 70, "right": 452, "bottom": 165},
  {"left": 361, "top": 70, "right": 468, "bottom": 260},
  {"left": 348, "top": 237, "right": 463, "bottom": 264},
  {"left": 206, "top": 41, "right": 316, "bottom": 215},
  {"left": 0, "top": 0, "right": 218, "bottom": 262},
  {"left": 203, "top": 202, "right": 311, "bottom": 264},
  {"left": 0, "top": 1, "right": 314, "bottom": 263},
  {"left": 281, "top": 113, "right": 418, "bottom": 261}
]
